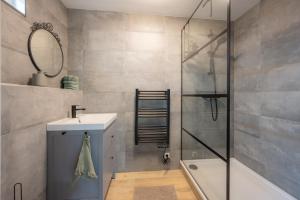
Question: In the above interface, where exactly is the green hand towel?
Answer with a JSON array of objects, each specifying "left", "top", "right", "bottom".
[
  {"left": 63, "top": 75, "right": 79, "bottom": 82},
  {"left": 75, "top": 135, "right": 98, "bottom": 179},
  {"left": 63, "top": 81, "right": 79, "bottom": 90}
]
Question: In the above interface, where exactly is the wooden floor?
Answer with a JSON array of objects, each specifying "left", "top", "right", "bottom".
[{"left": 106, "top": 170, "right": 199, "bottom": 200}]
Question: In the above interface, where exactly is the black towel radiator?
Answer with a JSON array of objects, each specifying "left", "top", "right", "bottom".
[{"left": 135, "top": 89, "right": 170, "bottom": 146}]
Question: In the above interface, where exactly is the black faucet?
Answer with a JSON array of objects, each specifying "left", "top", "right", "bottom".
[{"left": 71, "top": 105, "right": 86, "bottom": 118}]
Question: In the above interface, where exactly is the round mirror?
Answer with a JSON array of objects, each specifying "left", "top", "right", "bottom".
[{"left": 28, "top": 23, "right": 64, "bottom": 78}]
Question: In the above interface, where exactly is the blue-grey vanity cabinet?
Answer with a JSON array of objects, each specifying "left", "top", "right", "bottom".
[{"left": 47, "top": 123, "right": 115, "bottom": 200}]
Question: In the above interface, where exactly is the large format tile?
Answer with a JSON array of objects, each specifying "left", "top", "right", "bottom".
[
  {"left": 1, "top": 47, "right": 33, "bottom": 85},
  {"left": 234, "top": 92, "right": 263, "bottom": 116},
  {"left": 260, "top": 62, "right": 300, "bottom": 92},
  {"left": 165, "top": 17, "right": 186, "bottom": 34},
  {"left": 68, "top": 9, "right": 85, "bottom": 30},
  {"left": 83, "top": 92, "right": 127, "bottom": 113},
  {"left": 43, "top": 0, "right": 68, "bottom": 27},
  {"left": 86, "top": 31, "right": 126, "bottom": 51},
  {"left": 1, "top": 84, "right": 82, "bottom": 134},
  {"left": 126, "top": 14, "right": 165, "bottom": 33},
  {"left": 84, "top": 50, "right": 124, "bottom": 74},
  {"left": 81, "top": 72, "right": 123, "bottom": 93},
  {"left": 260, "top": 0, "right": 300, "bottom": 42},
  {"left": 84, "top": 11, "right": 127, "bottom": 31},
  {"left": 68, "top": 49, "right": 84, "bottom": 71},
  {"left": 123, "top": 51, "right": 164, "bottom": 74},
  {"left": 1, "top": 4, "right": 31, "bottom": 54},
  {"left": 1, "top": 124, "right": 47, "bottom": 200},
  {"left": 261, "top": 22, "right": 300, "bottom": 70},
  {"left": 126, "top": 32, "right": 165, "bottom": 52},
  {"left": 234, "top": 112, "right": 261, "bottom": 138},
  {"left": 261, "top": 91, "right": 300, "bottom": 122}
]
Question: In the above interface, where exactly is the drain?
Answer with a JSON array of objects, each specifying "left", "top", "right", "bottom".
[{"left": 189, "top": 164, "right": 198, "bottom": 170}]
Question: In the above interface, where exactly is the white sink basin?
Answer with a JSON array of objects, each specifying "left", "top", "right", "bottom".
[{"left": 47, "top": 113, "right": 117, "bottom": 131}]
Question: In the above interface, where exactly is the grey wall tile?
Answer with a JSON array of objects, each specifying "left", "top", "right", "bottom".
[
  {"left": 122, "top": 72, "right": 167, "bottom": 92},
  {"left": 164, "top": 53, "right": 181, "bottom": 74},
  {"left": 1, "top": 124, "right": 47, "bottom": 200},
  {"left": 1, "top": 3, "right": 30, "bottom": 54},
  {"left": 81, "top": 71, "right": 123, "bottom": 93},
  {"left": 234, "top": 112, "right": 261, "bottom": 138},
  {"left": 165, "top": 34, "right": 181, "bottom": 56},
  {"left": 261, "top": 92, "right": 300, "bottom": 122},
  {"left": 234, "top": 92, "right": 263, "bottom": 115},
  {"left": 234, "top": 1, "right": 300, "bottom": 198},
  {"left": 84, "top": 50, "right": 124, "bottom": 74},
  {"left": 1, "top": 47, "right": 33, "bottom": 85},
  {"left": 44, "top": 0, "right": 68, "bottom": 27},
  {"left": 84, "top": 11, "right": 127, "bottom": 31},
  {"left": 126, "top": 31, "right": 165, "bottom": 52},
  {"left": 234, "top": 72, "right": 262, "bottom": 92},
  {"left": 260, "top": 0, "right": 300, "bottom": 42},
  {"left": 165, "top": 17, "right": 186, "bottom": 34},
  {"left": 126, "top": 14, "right": 165, "bottom": 33},
  {"left": 260, "top": 62, "right": 300, "bottom": 92},
  {"left": 123, "top": 51, "right": 164, "bottom": 74},
  {"left": 68, "top": 50, "right": 84, "bottom": 72},
  {"left": 83, "top": 92, "right": 128, "bottom": 113},
  {"left": 86, "top": 31, "right": 126, "bottom": 51},
  {"left": 68, "top": 9, "right": 85, "bottom": 30},
  {"left": 262, "top": 22, "right": 300, "bottom": 70}
]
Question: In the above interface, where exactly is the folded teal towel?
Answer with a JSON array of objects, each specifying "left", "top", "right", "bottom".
[
  {"left": 63, "top": 80, "right": 79, "bottom": 84},
  {"left": 62, "top": 75, "right": 80, "bottom": 90},
  {"left": 64, "top": 85, "right": 79, "bottom": 90},
  {"left": 75, "top": 134, "right": 98, "bottom": 179},
  {"left": 64, "top": 82, "right": 79, "bottom": 87},
  {"left": 63, "top": 75, "right": 79, "bottom": 82}
]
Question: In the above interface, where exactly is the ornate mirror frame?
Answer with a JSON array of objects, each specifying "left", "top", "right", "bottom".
[{"left": 28, "top": 22, "right": 64, "bottom": 78}]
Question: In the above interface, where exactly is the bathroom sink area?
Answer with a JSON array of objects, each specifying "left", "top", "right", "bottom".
[
  {"left": 47, "top": 113, "right": 117, "bottom": 131},
  {"left": 47, "top": 113, "right": 117, "bottom": 200}
]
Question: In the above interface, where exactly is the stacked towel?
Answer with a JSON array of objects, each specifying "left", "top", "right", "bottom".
[{"left": 62, "top": 75, "right": 79, "bottom": 90}]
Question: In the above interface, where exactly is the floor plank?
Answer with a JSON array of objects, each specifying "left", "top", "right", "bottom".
[{"left": 106, "top": 170, "right": 199, "bottom": 200}]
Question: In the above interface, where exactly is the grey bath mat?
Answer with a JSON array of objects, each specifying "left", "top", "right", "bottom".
[{"left": 134, "top": 185, "right": 177, "bottom": 200}]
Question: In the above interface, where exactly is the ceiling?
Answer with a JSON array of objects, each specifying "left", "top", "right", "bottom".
[{"left": 61, "top": 0, "right": 260, "bottom": 20}]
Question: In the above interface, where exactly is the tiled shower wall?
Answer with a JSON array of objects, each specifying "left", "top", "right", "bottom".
[
  {"left": 1, "top": 0, "right": 68, "bottom": 87},
  {"left": 233, "top": 0, "right": 300, "bottom": 198},
  {"left": 68, "top": 10, "right": 183, "bottom": 171}
]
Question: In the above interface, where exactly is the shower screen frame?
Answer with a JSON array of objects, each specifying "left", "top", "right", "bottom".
[{"left": 180, "top": 0, "right": 232, "bottom": 199}]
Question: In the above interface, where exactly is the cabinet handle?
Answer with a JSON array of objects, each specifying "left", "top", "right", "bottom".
[
  {"left": 111, "top": 156, "right": 114, "bottom": 160},
  {"left": 111, "top": 135, "right": 114, "bottom": 138}
]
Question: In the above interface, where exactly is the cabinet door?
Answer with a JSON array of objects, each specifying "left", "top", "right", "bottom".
[{"left": 48, "top": 131, "right": 101, "bottom": 200}]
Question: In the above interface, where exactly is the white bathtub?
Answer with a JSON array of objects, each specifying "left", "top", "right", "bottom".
[{"left": 181, "top": 159, "right": 297, "bottom": 200}]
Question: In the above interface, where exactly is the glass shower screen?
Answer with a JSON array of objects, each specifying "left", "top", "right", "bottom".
[{"left": 181, "top": 0, "right": 231, "bottom": 200}]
